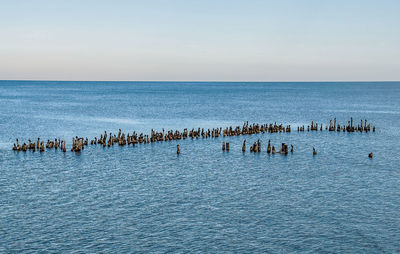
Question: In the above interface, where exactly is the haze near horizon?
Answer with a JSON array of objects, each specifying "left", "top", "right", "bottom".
[{"left": 0, "top": 0, "right": 399, "bottom": 81}]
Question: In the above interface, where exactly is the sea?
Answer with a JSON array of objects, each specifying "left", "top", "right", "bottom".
[{"left": 0, "top": 81, "right": 399, "bottom": 253}]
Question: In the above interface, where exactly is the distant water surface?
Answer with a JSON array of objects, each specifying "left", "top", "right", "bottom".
[{"left": 0, "top": 81, "right": 399, "bottom": 253}]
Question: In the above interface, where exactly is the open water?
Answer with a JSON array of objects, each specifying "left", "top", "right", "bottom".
[{"left": 0, "top": 81, "right": 399, "bottom": 253}]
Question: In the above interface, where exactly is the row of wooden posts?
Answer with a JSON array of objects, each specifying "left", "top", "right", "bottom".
[
  {"left": 298, "top": 118, "right": 375, "bottom": 132},
  {"left": 12, "top": 119, "right": 375, "bottom": 156},
  {"left": 221, "top": 140, "right": 293, "bottom": 154},
  {"left": 178, "top": 141, "right": 372, "bottom": 158}
]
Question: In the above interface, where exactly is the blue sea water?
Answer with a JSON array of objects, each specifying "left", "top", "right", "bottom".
[{"left": 0, "top": 81, "right": 399, "bottom": 253}]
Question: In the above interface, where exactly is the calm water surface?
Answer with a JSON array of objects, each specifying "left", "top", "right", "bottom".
[{"left": 0, "top": 81, "right": 399, "bottom": 253}]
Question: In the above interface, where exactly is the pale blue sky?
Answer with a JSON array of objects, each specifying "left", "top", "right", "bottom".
[{"left": 0, "top": 0, "right": 399, "bottom": 81}]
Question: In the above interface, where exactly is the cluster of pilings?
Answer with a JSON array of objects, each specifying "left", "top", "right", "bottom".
[
  {"left": 248, "top": 139, "right": 262, "bottom": 152},
  {"left": 224, "top": 122, "right": 291, "bottom": 136},
  {"left": 297, "top": 118, "right": 375, "bottom": 132},
  {"left": 12, "top": 138, "right": 66, "bottom": 152},
  {"left": 71, "top": 137, "right": 88, "bottom": 152},
  {"left": 266, "top": 140, "right": 293, "bottom": 155},
  {"left": 11, "top": 119, "right": 375, "bottom": 155},
  {"left": 226, "top": 140, "right": 293, "bottom": 154},
  {"left": 89, "top": 128, "right": 222, "bottom": 147},
  {"left": 222, "top": 142, "right": 230, "bottom": 151}
]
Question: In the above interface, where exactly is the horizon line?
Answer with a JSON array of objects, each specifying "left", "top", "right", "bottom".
[{"left": 1, "top": 79, "right": 399, "bottom": 83}]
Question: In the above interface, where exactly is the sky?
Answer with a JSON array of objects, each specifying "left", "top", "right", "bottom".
[{"left": 0, "top": 0, "right": 399, "bottom": 81}]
